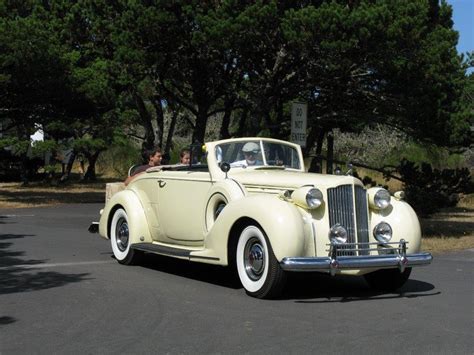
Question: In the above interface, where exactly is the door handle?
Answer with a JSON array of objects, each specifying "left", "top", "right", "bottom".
[{"left": 158, "top": 180, "right": 166, "bottom": 188}]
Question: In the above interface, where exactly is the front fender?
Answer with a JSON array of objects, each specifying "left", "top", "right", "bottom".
[
  {"left": 98, "top": 189, "right": 153, "bottom": 244},
  {"left": 193, "top": 195, "right": 306, "bottom": 265},
  {"left": 370, "top": 199, "right": 422, "bottom": 253},
  {"left": 204, "top": 178, "right": 246, "bottom": 233}
]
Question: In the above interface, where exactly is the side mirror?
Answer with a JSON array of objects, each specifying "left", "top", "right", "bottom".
[{"left": 220, "top": 162, "right": 231, "bottom": 178}]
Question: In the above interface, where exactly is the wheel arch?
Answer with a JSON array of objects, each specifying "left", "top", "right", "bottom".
[
  {"left": 107, "top": 203, "right": 124, "bottom": 240},
  {"left": 200, "top": 195, "right": 306, "bottom": 265},
  {"left": 227, "top": 217, "right": 259, "bottom": 268},
  {"left": 98, "top": 190, "right": 153, "bottom": 244}
]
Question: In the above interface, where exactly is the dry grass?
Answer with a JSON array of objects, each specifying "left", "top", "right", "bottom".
[
  {"left": 420, "top": 195, "right": 474, "bottom": 254},
  {"left": 0, "top": 181, "right": 106, "bottom": 208},
  {"left": 0, "top": 181, "right": 472, "bottom": 254}
]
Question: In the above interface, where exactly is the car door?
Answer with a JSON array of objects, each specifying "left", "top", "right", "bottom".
[{"left": 153, "top": 170, "right": 213, "bottom": 245}]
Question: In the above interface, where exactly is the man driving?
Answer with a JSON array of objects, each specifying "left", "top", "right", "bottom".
[{"left": 231, "top": 142, "right": 263, "bottom": 167}]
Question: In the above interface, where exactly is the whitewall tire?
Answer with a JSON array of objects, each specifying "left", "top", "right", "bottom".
[
  {"left": 236, "top": 225, "right": 286, "bottom": 298},
  {"left": 110, "top": 208, "right": 141, "bottom": 265}
]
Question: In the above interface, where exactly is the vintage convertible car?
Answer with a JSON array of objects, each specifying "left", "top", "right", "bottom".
[{"left": 90, "top": 137, "right": 432, "bottom": 298}]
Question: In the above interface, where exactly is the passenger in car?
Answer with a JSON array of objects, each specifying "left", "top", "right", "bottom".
[
  {"left": 231, "top": 142, "right": 263, "bottom": 167},
  {"left": 179, "top": 149, "right": 191, "bottom": 165},
  {"left": 124, "top": 147, "right": 163, "bottom": 185}
]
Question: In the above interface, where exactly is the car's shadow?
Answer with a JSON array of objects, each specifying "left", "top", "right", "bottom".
[
  {"left": 138, "top": 253, "right": 241, "bottom": 289},
  {"left": 284, "top": 273, "right": 439, "bottom": 302},
  {"left": 134, "top": 253, "right": 438, "bottom": 301}
]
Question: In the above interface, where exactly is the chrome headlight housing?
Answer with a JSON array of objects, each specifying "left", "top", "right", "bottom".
[
  {"left": 373, "top": 222, "right": 392, "bottom": 243},
  {"left": 368, "top": 187, "right": 391, "bottom": 210},
  {"left": 292, "top": 186, "right": 323, "bottom": 209},
  {"left": 329, "top": 224, "right": 348, "bottom": 244}
]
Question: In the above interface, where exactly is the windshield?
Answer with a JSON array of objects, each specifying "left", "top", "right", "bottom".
[{"left": 215, "top": 140, "right": 301, "bottom": 169}]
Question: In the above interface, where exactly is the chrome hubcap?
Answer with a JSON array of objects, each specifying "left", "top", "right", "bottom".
[
  {"left": 115, "top": 217, "right": 129, "bottom": 252},
  {"left": 244, "top": 237, "right": 265, "bottom": 281}
]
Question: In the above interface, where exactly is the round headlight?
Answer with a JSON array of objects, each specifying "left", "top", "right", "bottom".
[
  {"left": 374, "top": 189, "right": 391, "bottom": 209},
  {"left": 306, "top": 188, "right": 323, "bottom": 209},
  {"left": 329, "top": 224, "right": 348, "bottom": 244},
  {"left": 373, "top": 222, "right": 392, "bottom": 243}
]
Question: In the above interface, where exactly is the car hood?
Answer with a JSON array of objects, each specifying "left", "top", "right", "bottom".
[{"left": 228, "top": 168, "right": 363, "bottom": 190}]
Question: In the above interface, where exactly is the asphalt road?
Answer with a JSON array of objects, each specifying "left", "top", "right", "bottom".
[{"left": 0, "top": 204, "right": 472, "bottom": 354}]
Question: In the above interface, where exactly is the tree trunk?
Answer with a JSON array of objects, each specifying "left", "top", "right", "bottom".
[
  {"left": 236, "top": 108, "right": 248, "bottom": 137},
  {"left": 307, "top": 128, "right": 326, "bottom": 173},
  {"left": 60, "top": 150, "right": 77, "bottom": 182},
  {"left": 134, "top": 91, "right": 155, "bottom": 150},
  {"left": 326, "top": 130, "right": 334, "bottom": 174},
  {"left": 164, "top": 111, "right": 179, "bottom": 157},
  {"left": 20, "top": 153, "right": 29, "bottom": 186},
  {"left": 153, "top": 95, "right": 165, "bottom": 148},
  {"left": 84, "top": 151, "right": 101, "bottom": 181},
  {"left": 192, "top": 109, "right": 208, "bottom": 144},
  {"left": 315, "top": 129, "right": 326, "bottom": 156},
  {"left": 219, "top": 97, "right": 235, "bottom": 139}
]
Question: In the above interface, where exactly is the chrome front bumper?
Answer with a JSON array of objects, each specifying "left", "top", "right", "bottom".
[{"left": 280, "top": 239, "right": 433, "bottom": 276}]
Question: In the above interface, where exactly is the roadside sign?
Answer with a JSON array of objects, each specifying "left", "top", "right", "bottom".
[{"left": 291, "top": 102, "right": 307, "bottom": 147}]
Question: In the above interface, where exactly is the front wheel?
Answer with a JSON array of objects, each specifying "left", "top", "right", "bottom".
[
  {"left": 364, "top": 267, "right": 412, "bottom": 292},
  {"left": 236, "top": 225, "right": 286, "bottom": 299},
  {"left": 110, "top": 208, "right": 142, "bottom": 265}
]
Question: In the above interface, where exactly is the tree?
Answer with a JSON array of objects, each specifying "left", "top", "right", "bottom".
[
  {"left": 282, "top": 0, "right": 469, "bottom": 154},
  {"left": 0, "top": 1, "right": 72, "bottom": 182}
]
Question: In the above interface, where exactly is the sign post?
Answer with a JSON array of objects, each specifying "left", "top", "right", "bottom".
[{"left": 291, "top": 102, "right": 307, "bottom": 147}]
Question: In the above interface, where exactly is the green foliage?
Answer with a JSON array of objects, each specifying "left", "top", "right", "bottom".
[
  {"left": 387, "top": 142, "right": 468, "bottom": 170},
  {"left": 0, "top": 0, "right": 471, "bottom": 182},
  {"left": 0, "top": 137, "right": 30, "bottom": 155},
  {"left": 397, "top": 159, "right": 473, "bottom": 216},
  {"left": 96, "top": 142, "right": 141, "bottom": 178}
]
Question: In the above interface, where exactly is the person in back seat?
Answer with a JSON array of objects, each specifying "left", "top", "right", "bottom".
[{"left": 124, "top": 147, "right": 162, "bottom": 186}]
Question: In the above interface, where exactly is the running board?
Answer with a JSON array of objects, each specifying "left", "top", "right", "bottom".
[{"left": 131, "top": 243, "right": 219, "bottom": 261}]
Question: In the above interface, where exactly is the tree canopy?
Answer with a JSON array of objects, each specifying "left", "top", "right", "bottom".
[{"left": 1, "top": 0, "right": 471, "bottom": 180}]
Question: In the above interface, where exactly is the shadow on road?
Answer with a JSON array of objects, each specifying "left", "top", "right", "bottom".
[
  {"left": 0, "top": 233, "right": 91, "bottom": 296},
  {"left": 131, "top": 253, "right": 438, "bottom": 301},
  {"left": 0, "top": 316, "right": 16, "bottom": 326},
  {"left": 286, "top": 272, "right": 438, "bottom": 302},
  {"left": 138, "top": 253, "right": 241, "bottom": 289},
  {"left": 0, "top": 215, "right": 11, "bottom": 224}
]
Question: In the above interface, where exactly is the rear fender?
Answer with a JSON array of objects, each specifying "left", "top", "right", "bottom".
[{"left": 98, "top": 190, "right": 153, "bottom": 244}]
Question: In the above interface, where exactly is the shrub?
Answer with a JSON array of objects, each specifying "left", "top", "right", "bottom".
[{"left": 396, "top": 159, "right": 473, "bottom": 216}]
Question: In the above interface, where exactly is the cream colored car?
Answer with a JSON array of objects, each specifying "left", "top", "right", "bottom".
[{"left": 91, "top": 137, "right": 432, "bottom": 298}]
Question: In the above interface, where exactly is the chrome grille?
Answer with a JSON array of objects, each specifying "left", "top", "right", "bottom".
[
  {"left": 327, "top": 184, "right": 369, "bottom": 256},
  {"left": 355, "top": 186, "right": 369, "bottom": 255}
]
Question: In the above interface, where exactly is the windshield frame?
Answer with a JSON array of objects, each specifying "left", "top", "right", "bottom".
[{"left": 206, "top": 137, "right": 305, "bottom": 178}]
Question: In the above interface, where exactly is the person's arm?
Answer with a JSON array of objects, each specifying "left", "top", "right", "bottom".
[{"left": 124, "top": 165, "right": 148, "bottom": 186}]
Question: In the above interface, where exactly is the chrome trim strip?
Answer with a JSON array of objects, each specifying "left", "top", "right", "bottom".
[
  {"left": 131, "top": 243, "right": 220, "bottom": 261},
  {"left": 132, "top": 243, "right": 191, "bottom": 257}
]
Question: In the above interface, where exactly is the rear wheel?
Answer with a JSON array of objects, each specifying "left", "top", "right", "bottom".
[
  {"left": 236, "top": 225, "right": 286, "bottom": 299},
  {"left": 364, "top": 267, "right": 412, "bottom": 292},
  {"left": 110, "top": 208, "right": 142, "bottom": 265}
]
